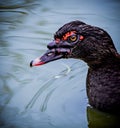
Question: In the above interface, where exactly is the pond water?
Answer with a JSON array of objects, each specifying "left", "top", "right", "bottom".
[{"left": 0, "top": 0, "right": 120, "bottom": 128}]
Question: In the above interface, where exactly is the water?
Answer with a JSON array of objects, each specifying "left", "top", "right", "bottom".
[{"left": 0, "top": 0, "right": 120, "bottom": 128}]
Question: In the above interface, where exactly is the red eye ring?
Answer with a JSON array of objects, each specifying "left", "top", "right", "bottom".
[{"left": 63, "top": 31, "right": 76, "bottom": 40}]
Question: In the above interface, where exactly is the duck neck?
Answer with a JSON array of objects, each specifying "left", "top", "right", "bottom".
[{"left": 87, "top": 56, "right": 119, "bottom": 69}]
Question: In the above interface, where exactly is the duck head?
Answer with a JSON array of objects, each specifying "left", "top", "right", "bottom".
[{"left": 30, "top": 20, "right": 118, "bottom": 67}]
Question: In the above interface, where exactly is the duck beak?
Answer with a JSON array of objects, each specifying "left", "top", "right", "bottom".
[
  {"left": 30, "top": 48, "right": 71, "bottom": 67},
  {"left": 30, "top": 40, "right": 73, "bottom": 67}
]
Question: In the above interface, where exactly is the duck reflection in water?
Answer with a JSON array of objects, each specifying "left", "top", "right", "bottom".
[{"left": 87, "top": 106, "right": 120, "bottom": 128}]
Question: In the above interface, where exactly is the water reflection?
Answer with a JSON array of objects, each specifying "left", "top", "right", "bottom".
[
  {"left": 87, "top": 106, "right": 120, "bottom": 128},
  {"left": 0, "top": 0, "right": 120, "bottom": 128}
]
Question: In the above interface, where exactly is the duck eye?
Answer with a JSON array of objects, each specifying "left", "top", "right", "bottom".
[{"left": 69, "top": 35, "right": 77, "bottom": 42}]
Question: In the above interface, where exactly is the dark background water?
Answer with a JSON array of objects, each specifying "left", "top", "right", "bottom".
[{"left": 0, "top": 0, "right": 120, "bottom": 128}]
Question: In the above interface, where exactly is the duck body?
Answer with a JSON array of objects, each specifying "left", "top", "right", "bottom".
[
  {"left": 87, "top": 59, "right": 120, "bottom": 113},
  {"left": 30, "top": 20, "right": 120, "bottom": 114}
]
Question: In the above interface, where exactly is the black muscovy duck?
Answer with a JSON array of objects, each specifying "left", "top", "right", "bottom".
[{"left": 30, "top": 20, "right": 120, "bottom": 114}]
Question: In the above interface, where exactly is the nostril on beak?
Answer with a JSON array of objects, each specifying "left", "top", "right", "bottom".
[{"left": 47, "top": 44, "right": 51, "bottom": 49}]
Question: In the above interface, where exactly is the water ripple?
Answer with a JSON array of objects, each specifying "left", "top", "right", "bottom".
[{"left": 25, "top": 63, "right": 72, "bottom": 111}]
